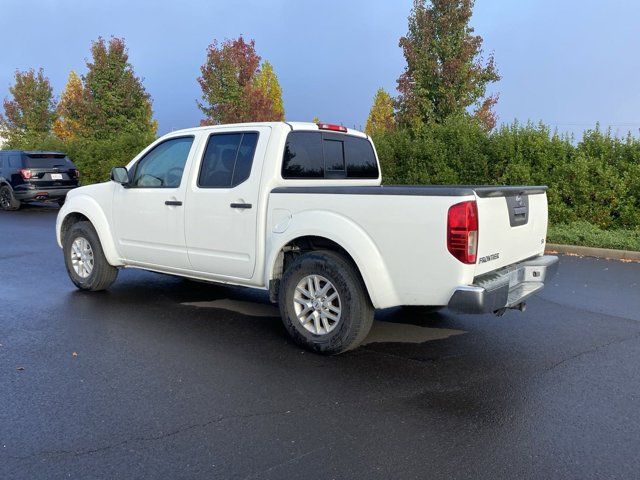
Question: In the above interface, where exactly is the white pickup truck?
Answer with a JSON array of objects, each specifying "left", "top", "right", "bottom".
[{"left": 56, "top": 122, "right": 558, "bottom": 354}]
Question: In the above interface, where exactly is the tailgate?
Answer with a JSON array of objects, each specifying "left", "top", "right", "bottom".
[{"left": 474, "top": 187, "right": 548, "bottom": 276}]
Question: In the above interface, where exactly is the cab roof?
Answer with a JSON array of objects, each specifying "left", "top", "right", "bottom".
[{"left": 165, "top": 122, "right": 368, "bottom": 139}]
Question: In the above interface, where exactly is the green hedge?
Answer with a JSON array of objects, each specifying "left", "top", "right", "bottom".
[
  {"left": 373, "top": 118, "right": 640, "bottom": 231},
  {"left": 548, "top": 221, "right": 640, "bottom": 251}
]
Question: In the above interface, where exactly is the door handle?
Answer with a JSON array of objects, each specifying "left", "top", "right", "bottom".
[
  {"left": 230, "top": 203, "right": 252, "bottom": 209},
  {"left": 165, "top": 200, "right": 183, "bottom": 206}
]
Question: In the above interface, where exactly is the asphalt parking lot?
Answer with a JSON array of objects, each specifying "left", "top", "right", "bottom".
[{"left": 2, "top": 205, "right": 640, "bottom": 479}]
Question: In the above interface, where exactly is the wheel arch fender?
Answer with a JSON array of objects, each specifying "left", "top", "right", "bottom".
[
  {"left": 56, "top": 194, "right": 123, "bottom": 266},
  {"left": 266, "top": 210, "right": 400, "bottom": 308}
]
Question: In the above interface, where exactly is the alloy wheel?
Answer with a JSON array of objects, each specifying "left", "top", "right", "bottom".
[{"left": 293, "top": 274, "right": 342, "bottom": 335}]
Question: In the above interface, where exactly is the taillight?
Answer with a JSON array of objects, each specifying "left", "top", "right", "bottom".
[
  {"left": 20, "top": 169, "right": 33, "bottom": 180},
  {"left": 447, "top": 200, "right": 478, "bottom": 264},
  {"left": 72, "top": 169, "right": 80, "bottom": 178},
  {"left": 317, "top": 123, "right": 348, "bottom": 133}
]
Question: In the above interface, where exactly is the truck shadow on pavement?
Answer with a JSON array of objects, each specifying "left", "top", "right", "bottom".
[
  {"left": 63, "top": 269, "right": 523, "bottom": 413},
  {"left": 62, "top": 269, "right": 501, "bottom": 363}
]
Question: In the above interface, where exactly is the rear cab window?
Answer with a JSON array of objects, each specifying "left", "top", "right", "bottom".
[{"left": 282, "top": 131, "right": 379, "bottom": 179}]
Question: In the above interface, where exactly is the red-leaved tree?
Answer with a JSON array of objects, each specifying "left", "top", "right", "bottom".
[{"left": 197, "top": 37, "right": 284, "bottom": 125}]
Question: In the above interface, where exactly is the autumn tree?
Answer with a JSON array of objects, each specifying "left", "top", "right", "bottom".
[
  {"left": 365, "top": 88, "right": 395, "bottom": 136},
  {"left": 0, "top": 68, "right": 56, "bottom": 145},
  {"left": 253, "top": 61, "right": 284, "bottom": 121},
  {"left": 82, "top": 37, "right": 157, "bottom": 139},
  {"left": 397, "top": 0, "right": 500, "bottom": 130},
  {"left": 52, "top": 70, "right": 85, "bottom": 140},
  {"left": 197, "top": 37, "right": 285, "bottom": 124}
]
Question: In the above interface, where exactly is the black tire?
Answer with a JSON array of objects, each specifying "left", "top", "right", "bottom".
[
  {"left": 63, "top": 221, "right": 118, "bottom": 291},
  {"left": 0, "top": 185, "right": 21, "bottom": 211},
  {"left": 57, "top": 197, "right": 65, "bottom": 207},
  {"left": 279, "top": 250, "right": 374, "bottom": 354}
]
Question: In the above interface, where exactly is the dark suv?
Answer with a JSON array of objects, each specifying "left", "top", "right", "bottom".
[{"left": 0, "top": 150, "right": 80, "bottom": 210}]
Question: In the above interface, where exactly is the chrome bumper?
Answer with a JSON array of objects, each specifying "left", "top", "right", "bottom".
[{"left": 448, "top": 255, "right": 559, "bottom": 314}]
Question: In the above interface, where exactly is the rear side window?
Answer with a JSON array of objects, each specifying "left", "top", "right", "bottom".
[
  {"left": 198, "top": 132, "right": 259, "bottom": 188},
  {"left": 282, "top": 132, "right": 379, "bottom": 179}
]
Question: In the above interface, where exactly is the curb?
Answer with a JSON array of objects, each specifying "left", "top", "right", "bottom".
[{"left": 546, "top": 243, "right": 640, "bottom": 262}]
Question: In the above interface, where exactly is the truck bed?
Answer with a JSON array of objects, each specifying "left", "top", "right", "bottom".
[{"left": 269, "top": 184, "right": 549, "bottom": 308}]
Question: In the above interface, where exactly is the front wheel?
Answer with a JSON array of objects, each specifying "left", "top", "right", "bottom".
[
  {"left": 279, "top": 250, "right": 374, "bottom": 354},
  {"left": 63, "top": 221, "right": 118, "bottom": 291}
]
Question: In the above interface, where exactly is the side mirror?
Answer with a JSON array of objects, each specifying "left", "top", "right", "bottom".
[{"left": 110, "top": 167, "right": 130, "bottom": 186}]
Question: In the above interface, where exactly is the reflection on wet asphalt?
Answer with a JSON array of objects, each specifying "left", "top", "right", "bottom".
[{"left": 182, "top": 299, "right": 466, "bottom": 345}]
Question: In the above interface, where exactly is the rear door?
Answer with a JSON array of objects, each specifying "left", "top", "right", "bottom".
[
  {"left": 474, "top": 188, "right": 549, "bottom": 275},
  {"left": 23, "top": 153, "right": 79, "bottom": 188},
  {"left": 184, "top": 126, "right": 270, "bottom": 279}
]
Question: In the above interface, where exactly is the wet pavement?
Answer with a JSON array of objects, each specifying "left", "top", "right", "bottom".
[{"left": 1, "top": 205, "right": 640, "bottom": 479}]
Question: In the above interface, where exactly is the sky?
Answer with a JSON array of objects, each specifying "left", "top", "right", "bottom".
[{"left": 1, "top": 0, "right": 639, "bottom": 138}]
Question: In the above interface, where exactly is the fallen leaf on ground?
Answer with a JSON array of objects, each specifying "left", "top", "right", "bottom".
[
  {"left": 72, "top": 352, "right": 78, "bottom": 358},
  {"left": 16, "top": 366, "right": 24, "bottom": 371}
]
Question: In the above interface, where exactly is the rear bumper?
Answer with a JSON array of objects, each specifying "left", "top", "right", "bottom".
[
  {"left": 14, "top": 186, "right": 76, "bottom": 202},
  {"left": 448, "top": 255, "right": 559, "bottom": 314}
]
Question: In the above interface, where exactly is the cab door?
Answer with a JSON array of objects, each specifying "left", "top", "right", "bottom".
[
  {"left": 113, "top": 135, "right": 197, "bottom": 270},
  {"left": 184, "top": 127, "right": 269, "bottom": 279}
]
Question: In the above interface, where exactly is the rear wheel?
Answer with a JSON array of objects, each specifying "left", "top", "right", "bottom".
[
  {"left": 279, "top": 250, "right": 374, "bottom": 354},
  {"left": 57, "top": 197, "right": 65, "bottom": 207},
  {"left": 0, "top": 185, "right": 20, "bottom": 211},
  {"left": 63, "top": 221, "right": 118, "bottom": 291}
]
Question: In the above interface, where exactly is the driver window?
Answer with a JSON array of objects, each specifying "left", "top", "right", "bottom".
[{"left": 131, "top": 136, "right": 194, "bottom": 188}]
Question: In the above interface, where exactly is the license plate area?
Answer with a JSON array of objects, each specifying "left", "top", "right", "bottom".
[{"left": 51, "top": 173, "right": 63, "bottom": 180}]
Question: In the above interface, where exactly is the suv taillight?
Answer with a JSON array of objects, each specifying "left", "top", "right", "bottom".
[
  {"left": 20, "top": 169, "right": 33, "bottom": 180},
  {"left": 447, "top": 200, "right": 478, "bottom": 264},
  {"left": 71, "top": 169, "right": 80, "bottom": 178}
]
